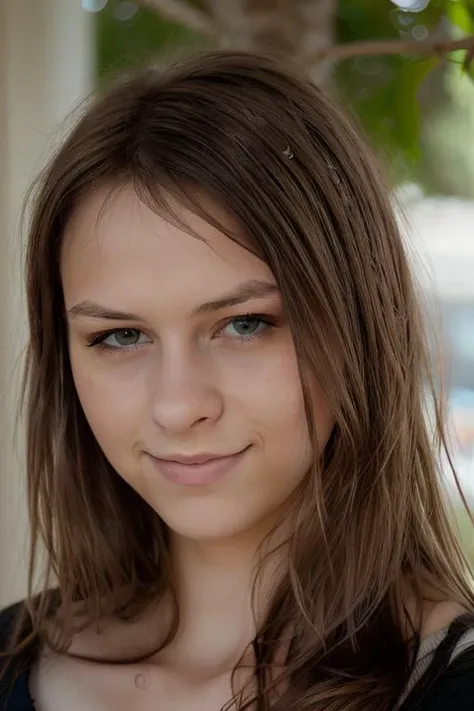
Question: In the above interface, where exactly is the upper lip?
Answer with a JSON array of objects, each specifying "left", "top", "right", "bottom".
[{"left": 154, "top": 451, "right": 244, "bottom": 465}]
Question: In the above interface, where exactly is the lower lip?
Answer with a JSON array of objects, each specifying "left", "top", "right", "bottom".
[{"left": 150, "top": 449, "right": 249, "bottom": 487}]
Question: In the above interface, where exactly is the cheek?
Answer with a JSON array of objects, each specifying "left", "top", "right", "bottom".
[
  {"left": 233, "top": 342, "right": 333, "bottom": 454},
  {"left": 70, "top": 354, "right": 142, "bottom": 458}
]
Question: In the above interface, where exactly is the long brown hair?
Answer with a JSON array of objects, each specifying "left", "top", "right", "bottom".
[{"left": 4, "top": 50, "right": 474, "bottom": 710}]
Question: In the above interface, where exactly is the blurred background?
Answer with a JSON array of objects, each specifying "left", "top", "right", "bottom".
[{"left": 0, "top": 0, "right": 473, "bottom": 606}]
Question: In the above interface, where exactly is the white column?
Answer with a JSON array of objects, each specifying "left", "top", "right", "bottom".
[{"left": 0, "top": 0, "right": 93, "bottom": 606}]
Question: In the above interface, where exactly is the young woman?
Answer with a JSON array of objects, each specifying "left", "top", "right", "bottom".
[{"left": 0, "top": 50, "right": 473, "bottom": 711}]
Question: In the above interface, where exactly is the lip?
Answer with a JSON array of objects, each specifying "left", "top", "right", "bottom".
[
  {"left": 159, "top": 452, "right": 237, "bottom": 465},
  {"left": 149, "top": 447, "right": 249, "bottom": 487}
]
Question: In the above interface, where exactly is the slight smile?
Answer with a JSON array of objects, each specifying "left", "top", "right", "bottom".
[{"left": 148, "top": 447, "right": 251, "bottom": 487}]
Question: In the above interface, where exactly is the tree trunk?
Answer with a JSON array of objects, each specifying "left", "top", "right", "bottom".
[
  {"left": 207, "top": 0, "right": 337, "bottom": 83},
  {"left": 142, "top": 0, "right": 338, "bottom": 83}
]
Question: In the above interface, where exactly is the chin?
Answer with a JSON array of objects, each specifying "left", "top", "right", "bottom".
[
  {"left": 158, "top": 501, "right": 267, "bottom": 543},
  {"left": 165, "top": 517, "right": 255, "bottom": 543}
]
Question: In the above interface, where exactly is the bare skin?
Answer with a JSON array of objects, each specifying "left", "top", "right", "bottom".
[
  {"left": 28, "top": 185, "right": 466, "bottom": 710},
  {"left": 30, "top": 592, "right": 466, "bottom": 711}
]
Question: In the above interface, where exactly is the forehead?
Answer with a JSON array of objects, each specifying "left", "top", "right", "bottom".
[{"left": 60, "top": 184, "right": 274, "bottom": 310}]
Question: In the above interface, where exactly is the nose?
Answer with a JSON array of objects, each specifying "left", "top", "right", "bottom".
[{"left": 150, "top": 347, "right": 224, "bottom": 434}]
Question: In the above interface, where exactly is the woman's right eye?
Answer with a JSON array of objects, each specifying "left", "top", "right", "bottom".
[{"left": 89, "top": 328, "right": 151, "bottom": 350}]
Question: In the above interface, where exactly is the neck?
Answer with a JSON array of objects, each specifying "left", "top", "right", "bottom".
[{"left": 157, "top": 528, "right": 287, "bottom": 674}]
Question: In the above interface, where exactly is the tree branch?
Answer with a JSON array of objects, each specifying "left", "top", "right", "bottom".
[
  {"left": 136, "top": 0, "right": 215, "bottom": 35},
  {"left": 134, "top": 1, "right": 474, "bottom": 72},
  {"left": 314, "top": 34, "right": 474, "bottom": 63}
]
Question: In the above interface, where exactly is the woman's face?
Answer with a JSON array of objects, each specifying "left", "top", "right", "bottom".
[{"left": 62, "top": 185, "right": 334, "bottom": 542}]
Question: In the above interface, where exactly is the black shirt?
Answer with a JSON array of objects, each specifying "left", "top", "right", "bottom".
[{"left": 1, "top": 601, "right": 473, "bottom": 710}]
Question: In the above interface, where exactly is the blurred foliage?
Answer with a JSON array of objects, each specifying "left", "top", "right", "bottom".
[
  {"left": 418, "top": 62, "right": 474, "bottom": 195},
  {"left": 96, "top": 0, "right": 474, "bottom": 189},
  {"left": 96, "top": 2, "right": 207, "bottom": 80},
  {"left": 334, "top": 0, "right": 474, "bottom": 186}
]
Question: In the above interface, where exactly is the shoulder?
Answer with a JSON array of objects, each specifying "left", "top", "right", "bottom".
[
  {"left": 0, "top": 597, "right": 41, "bottom": 686},
  {"left": 409, "top": 647, "right": 474, "bottom": 710},
  {"left": 0, "top": 594, "right": 52, "bottom": 673},
  {"left": 0, "top": 600, "right": 34, "bottom": 710},
  {"left": 401, "top": 613, "right": 474, "bottom": 711},
  {"left": 0, "top": 600, "right": 27, "bottom": 653},
  {"left": 420, "top": 600, "right": 469, "bottom": 638}
]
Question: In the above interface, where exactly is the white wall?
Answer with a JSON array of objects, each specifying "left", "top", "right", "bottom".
[{"left": 0, "top": 0, "right": 93, "bottom": 606}]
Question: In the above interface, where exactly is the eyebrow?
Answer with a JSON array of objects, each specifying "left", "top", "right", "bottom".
[{"left": 67, "top": 279, "right": 279, "bottom": 321}]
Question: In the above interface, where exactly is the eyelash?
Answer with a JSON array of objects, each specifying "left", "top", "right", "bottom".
[{"left": 86, "top": 313, "right": 277, "bottom": 354}]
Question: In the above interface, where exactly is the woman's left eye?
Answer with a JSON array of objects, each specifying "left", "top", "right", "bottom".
[{"left": 219, "top": 315, "right": 271, "bottom": 341}]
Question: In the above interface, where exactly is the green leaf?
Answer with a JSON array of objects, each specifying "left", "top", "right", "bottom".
[
  {"left": 392, "top": 57, "right": 439, "bottom": 160},
  {"left": 447, "top": 0, "right": 474, "bottom": 33}
]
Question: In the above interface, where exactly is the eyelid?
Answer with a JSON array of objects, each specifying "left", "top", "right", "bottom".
[
  {"left": 86, "top": 327, "right": 150, "bottom": 348},
  {"left": 215, "top": 312, "right": 277, "bottom": 337},
  {"left": 85, "top": 311, "right": 280, "bottom": 349}
]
